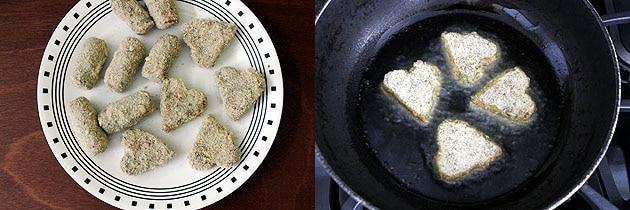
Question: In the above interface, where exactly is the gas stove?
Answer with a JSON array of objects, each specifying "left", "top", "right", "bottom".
[{"left": 315, "top": 0, "right": 630, "bottom": 209}]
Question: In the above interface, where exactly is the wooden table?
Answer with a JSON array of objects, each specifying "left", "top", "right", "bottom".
[{"left": 0, "top": 0, "right": 314, "bottom": 209}]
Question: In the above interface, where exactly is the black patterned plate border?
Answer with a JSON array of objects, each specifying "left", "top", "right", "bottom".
[{"left": 37, "top": 0, "right": 283, "bottom": 209}]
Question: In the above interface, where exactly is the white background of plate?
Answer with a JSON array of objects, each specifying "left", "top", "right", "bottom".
[{"left": 37, "top": 0, "right": 283, "bottom": 209}]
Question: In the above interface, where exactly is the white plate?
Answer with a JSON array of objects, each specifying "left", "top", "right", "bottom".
[{"left": 36, "top": 0, "right": 283, "bottom": 209}]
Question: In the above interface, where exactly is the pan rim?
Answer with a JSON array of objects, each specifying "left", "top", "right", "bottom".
[
  {"left": 545, "top": 0, "right": 621, "bottom": 209},
  {"left": 314, "top": 0, "right": 330, "bottom": 26},
  {"left": 315, "top": 0, "right": 621, "bottom": 208},
  {"left": 315, "top": 145, "right": 379, "bottom": 210}
]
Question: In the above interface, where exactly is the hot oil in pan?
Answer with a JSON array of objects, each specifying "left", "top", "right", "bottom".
[{"left": 359, "top": 14, "right": 562, "bottom": 203}]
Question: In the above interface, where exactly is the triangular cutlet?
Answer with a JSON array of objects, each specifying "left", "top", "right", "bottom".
[
  {"left": 182, "top": 19, "right": 236, "bottom": 68},
  {"left": 435, "top": 119, "right": 503, "bottom": 181},
  {"left": 442, "top": 31, "right": 499, "bottom": 85},
  {"left": 382, "top": 60, "right": 441, "bottom": 124},
  {"left": 188, "top": 115, "right": 240, "bottom": 170},
  {"left": 216, "top": 67, "right": 266, "bottom": 121},
  {"left": 471, "top": 67, "right": 535, "bottom": 122},
  {"left": 120, "top": 129, "right": 176, "bottom": 176},
  {"left": 160, "top": 77, "right": 208, "bottom": 132}
]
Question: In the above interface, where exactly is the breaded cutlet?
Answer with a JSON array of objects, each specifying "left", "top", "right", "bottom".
[
  {"left": 382, "top": 60, "right": 441, "bottom": 124},
  {"left": 188, "top": 115, "right": 240, "bottom": 170},
  {"left": 182, "top": 19, "right": 236, "bottom": 68},
  {"left": 441, "top": 31, "right": 499, "bottom": 85},
  {"left": 160, "top": 78, "right": 208, "bottom": 132},
  {"left": 471, "top": 67, "right": 535, "bottom": 122},
  {"left": 435, "top": 119, "right": 503, "bottom": 181},
  {"left": 120, "top": 129, "right": 176, "bottom": 176},
  {"left": 216, "top": 67, "right": 266, "bottom": 121}
]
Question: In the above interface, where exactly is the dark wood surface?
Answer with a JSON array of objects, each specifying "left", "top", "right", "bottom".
[{"left": 0, "top": 0, "right": 314, "bottom": 209}]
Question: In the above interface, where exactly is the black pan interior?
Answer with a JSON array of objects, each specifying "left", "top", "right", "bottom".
[
  {"left": 316, "top": 0, "right": 619, "bottom": 209},
  {"left": 360, "top": 12, "right": 561, "bottom": 203}
]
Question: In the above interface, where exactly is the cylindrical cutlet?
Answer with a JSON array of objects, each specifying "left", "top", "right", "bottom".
[
  {"left": 142, "top": 34, "right": 180, "bottom": 82},
  {"left": 104, "top": 37, "right": 145, "bottom": 92},
  {"left": 110, "top": 0, "right": 154, "bottom": 34},
  {"left": 144, "top": 0, "right": 180, "bottom": 29},
  {"left": 67, "top": 97, "right": 108, "bottom": 156},
  {"left": 71, "top": 37, "right": 108, "bottom": 89},
  {"left": 98, "top": 90, "right": 157, "bottom": 134}
]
